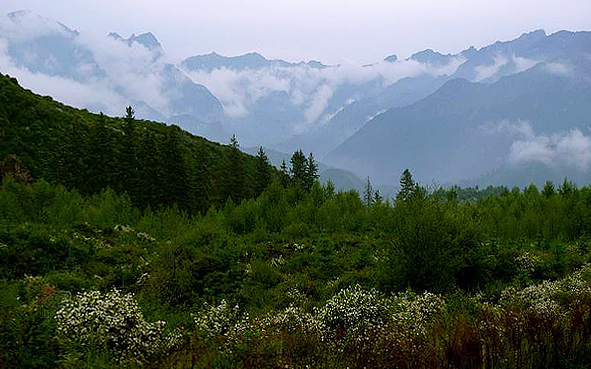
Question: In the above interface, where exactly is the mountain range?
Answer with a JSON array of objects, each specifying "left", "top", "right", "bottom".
[
  {"left": 324, "top": 30, "right": 591, "bottom": 186},
  {"left": 2, "top": 10, "right": 591, "bottom": 189}
]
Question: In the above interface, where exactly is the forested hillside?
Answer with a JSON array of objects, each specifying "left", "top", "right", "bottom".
[
  {"left": 0, "top": 73, "right": 275, "bottom": 213},
  {"left": 3, "top": 167, "right": 591, "bottom": 368},
  {"left": 4, "top": 73, "right": 591, "bottom": 368}
]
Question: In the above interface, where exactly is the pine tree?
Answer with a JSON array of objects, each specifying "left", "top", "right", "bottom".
[
  {"left": 324, "top": 180, "right": 335, "bottom": 198},
  {"left": 192, "top": 143, "right": 210, "bottom": 214},
  {"left": 290, "top": 149, "right": 307, "bottom": 189},
  {"left": 397, "top": 169, "right": 417, "bottom": 202},
  {"left": 305, "top": 152, "right": 319, "bottom": 191},
  {"left": 119, "top": 106, "right": 139, "bottom": 200},
  {"left": 62, "top": 122, "right": 88, "bottom": 191},
  {"left": 224, "top": 134, "right": 245, "bottom": 203},
  {"left": 374, "top": 189, "right": 383, "bottom": 204},
  {"left": 161, "top": 125, "right": 189, "bottom": 209},
  {"left": 86, "top": 113, "right": 116, "bottom": 194},
  {"left": 558, "top": 178, "right": 576, "bottom": 197},
  {"left": 254, "top": 146, "right": 271, "bottom": 197},
  {"left": 137, "top": 131, "right": 163, "bottom": 208},
  {"left": 280, "top": 159, "right": 290, "bottom": 188},
  {"left": 363, "top": 176, "right": 374, "bottom": 207},
  {"left": 230, "top": 134, "right": 239, "bottom": 149},
  {"left": 542, "top": 180, "right": 555, "bottom": 198},
  {"left": 48, "top": 123, "right": 81, "bottom": 189}
]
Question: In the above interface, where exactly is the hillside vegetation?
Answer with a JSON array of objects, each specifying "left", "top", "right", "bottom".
[
  {"left": 3, "top": 74, "right": 591, "bottom": 368},
  {"left": 0, "top": 73, "right": 273, "bottom": 214}
]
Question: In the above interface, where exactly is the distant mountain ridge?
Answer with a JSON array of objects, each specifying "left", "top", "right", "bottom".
[
  {"left": 108, "top": 32, "right": 162, "bottom": 49},
  {"left": 324, "top": 55, "right": 591, "bottom": 187},
  {"left": 277, "top": 29, "right": 591, "bottom": 161},
  {"left": 182, "top": 52, "right": 328, "bottom": 72},
  {"left": 3, "top": 10, "right": 591, "bottom": 188},
  {"left": 0, "top": 10, "right": 227, "bottom": 141}
]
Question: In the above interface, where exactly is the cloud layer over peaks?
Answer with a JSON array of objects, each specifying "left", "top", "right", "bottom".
[
  {"left": 0, "top": 11, "right": 175, "bottom": 119},
  {"left": 487, "top": 120, "right": 591, "bottom": 171},
  {"left": 183, "top": 55, "right": 465, "bottom": 131}
]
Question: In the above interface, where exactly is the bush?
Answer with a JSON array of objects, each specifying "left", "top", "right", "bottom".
[
  {"left": 54, "top": 289, "right": 177, "bottom": 365},
  {"left": 315, "top": 284, "right": 390, "bottom": 347},
  {"left": 383, "top": 197, "right": 484, "bottom": 292}
]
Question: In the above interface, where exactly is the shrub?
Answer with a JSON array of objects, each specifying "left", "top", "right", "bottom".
[
  {"left": 315, "top": 284, "right": 390, "bottom": 347},
  {"left": 391, "top": 291, "right": 446, "bottom": 339},
  {"left": 193, "top": 299, "right": 241, "bottom": 339},
  {"left": 54, "top": 289, "right": 176, "bottom": 365}
]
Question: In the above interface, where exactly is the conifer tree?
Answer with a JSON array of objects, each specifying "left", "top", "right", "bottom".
[
  {"left": 290, "top": 149, "right": 307, "bottom": 189},
  {"left": 86, "top": 113, "right": 116, "bottom": 194},
  {"left": 324, "top": 180, "right": 335, "bottom": 198},
  {"left": 161, "top": 125, "right": 189, "bottom": 209},
  {"left": 363, "top": 176, "right": 374, "bottom": 207},
  {"left": 224, "top": 134, "right": 245, "bottom": 203},
  {"left": 137, "top": 131, "right": 162, "bottom": 208},
  {"left": 542, "top": 180, "right": 555, "bottom": 198},
  {"left": 125, "top": 106, "right": 134, "bottom": 122},
  {"left": 558, "top": 178, "right": 576, "bottom": 197},
  {"left": 47, "top": 124, "right": 77, "bottom": 188},
  {"left": 305, "top": 152, "right": 319, "bottom": 191},
  {"left": 279, "top": 159, "right": 290, "bottom": 188},
  {"left": 119, "top": 106, "right": 139, "bottom": 200},
  {"left": 192, "top": 143, "right": 210, "bottom": 214},
  {"left": 254, "top": 146, "right": 271, "bottom": 197},
  {"left": 397, "top": 169, "right": 417, "bottom": 202},
  {"left": 62, "top": 122, "right": 87, "bottom": 191},
  {"left": 374, "top": 189, "right": 383, "bottom": 204}
]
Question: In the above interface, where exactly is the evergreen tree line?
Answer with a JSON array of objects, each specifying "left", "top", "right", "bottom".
[
  {"left": 0, "top": 73, "right": 328, "bottom": 215},
  {"left": 278, "top": 149, "right": 319, "bottom": 191},
  {"left": 40, "top": 107, "right": 278, "bottom": 213},
  {"left": 3, "top": 168, "right": 591, "bottom": 295},
  {"left": 0, "top": 72, "right": 281, "bottom": 213}
]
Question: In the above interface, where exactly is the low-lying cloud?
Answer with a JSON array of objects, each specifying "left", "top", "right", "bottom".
[
  {"left": 0, "top": 10, "right": 73, "bottom": 43},
  {"left": 0, "top": 38, "right": 127, "bottom": 114},
  {"left": 475, "top": 55, "right": 508, "bottom": 82},
  {"left": 0, "top": 11, "right": 174, "bottom": 120},
  {"left": 545, "top": 62, "right": 571, "bottom": 75},
  {"left": 474, "top": 55, "right": 538, "bottom": 82},
  {"left": 486, "top": 120, "right": 591, "bottom": 171},
  {"left": 184, "top": 56, "right": 464, "bottom": 130}
]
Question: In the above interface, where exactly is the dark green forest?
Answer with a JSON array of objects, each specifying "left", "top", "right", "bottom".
[
  {"left": 4, "top": 72, "right": 591, "bottom": 368},
  {"left": 0, "top": 74, "right": 277, "bottom": 213}
]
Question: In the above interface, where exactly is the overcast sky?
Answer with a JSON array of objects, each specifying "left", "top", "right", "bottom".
[{"left": 0, "top": 0, "right": 590, "bottom": 65}]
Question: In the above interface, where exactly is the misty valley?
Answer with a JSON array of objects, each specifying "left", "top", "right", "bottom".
[{"left": 3, "top": 8, "right": 591, "bottom": 369}]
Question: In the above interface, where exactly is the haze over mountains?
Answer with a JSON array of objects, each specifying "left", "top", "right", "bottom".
[{"left": 1, "top": 10, "right": 591, "bottom": 189}]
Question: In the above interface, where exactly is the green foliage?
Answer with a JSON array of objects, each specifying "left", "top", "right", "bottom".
[
  {"left": 290, "top": 149, "right": 307, "bottom": 189},
  {"left": 0, "top": 73, "right": 273, "bottom": 214},
  {"left": 279, "top": 159, "right": 290, "bottom": 188},
  {"left": 381, "top": 195, "right": 485, "bottom": 292},
  {"left": 6, "top": 71, "right": 591, "bottom": 366},
  {"left": 287, "top": 150, "right": 320, "bottom": 192},
  {"left": 3, "top": 176, "right": 591, "bottom": 367},
  {"left": 221, "top": 134, "right": 247, "bottom": 204},
  {"left": 396, "top": 168, "right": 417, "bottom": 202},
  {"left": 254, "top": 147, "right": 272, "bottom": 197},
  {"left": 542, "top": 180, "right": 556, "bottom": 198},
  {"left": 305, "top": 152, "right": 319, "bottom": 191},
  {"left": 363, "top": 176, "right": 373, "bottom": 207}
]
